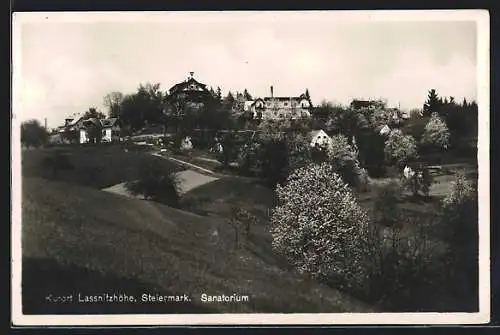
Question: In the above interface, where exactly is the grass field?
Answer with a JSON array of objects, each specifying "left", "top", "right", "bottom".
[
  {"left": 20, "top": 143, "right": 477, "bottom": 313},
  {"left": 180, "top": 164, "right": 479, "bottom": 312},
  {"left": 22, "top": 144, "right": 184, "bottom": 189},
  {"left": 21, "top": 177, "right": 376, "bottom": 314}
]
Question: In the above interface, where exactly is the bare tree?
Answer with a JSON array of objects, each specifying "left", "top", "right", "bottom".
[{"left": 103, "top": 91, "right": 125, "bottom": 118}]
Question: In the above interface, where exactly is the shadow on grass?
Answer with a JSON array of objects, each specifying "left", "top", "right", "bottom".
[{"left": 22, "top": 258, "right": 216, "bottom": 314}]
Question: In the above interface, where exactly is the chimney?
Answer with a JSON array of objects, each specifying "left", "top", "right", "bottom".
[
  {"left": 270, "top": 85, "right": 274, "bottom": 98},
  {"left": 44, "top": 118, "right": 47, "bottom": 129}
]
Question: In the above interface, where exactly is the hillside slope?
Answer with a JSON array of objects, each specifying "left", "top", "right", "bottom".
[{"left": 21, "top": 177, "right": 377, "bottom": 314}]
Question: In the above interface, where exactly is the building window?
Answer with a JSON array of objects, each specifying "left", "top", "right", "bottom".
[{"left": 284, "top": 102, "right": 288, "bottom": 106}]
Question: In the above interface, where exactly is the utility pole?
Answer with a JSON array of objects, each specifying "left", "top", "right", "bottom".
[{"left": 44, "top": 118, "right": 47, "bottom": 130}]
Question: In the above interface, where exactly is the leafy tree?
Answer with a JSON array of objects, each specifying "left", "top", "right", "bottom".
[
  {"left": 119, "top": 83, "right": 165, "bottom": 131},
  {"left": 84, "top": 119, "right": 103, "bottom": 144},
  {"left": 326, "top": 134, "right": 368, "bottom": 190},
  {"left": 384, "top": 129, "right": 418, "bottom": 169},
  {"left": 83, "top": 107, "right": 106, "bottom": 120},
  {"left": 125, "top": 161, "right": 180, "bottom": 208},
  {"left": 258, "top": 138, "right": 289, "bottom": 188},
  {"left": 421, "top": 114, "right": 451, "bottom": 151},
  {"left": 270, "top": 162, "right": 372, "bottom": 290},
  {"left": 226, "top": 207, "right": 258, "bottom": 249},
  {"left": 286, "top": 133, "right": 313, "bottom": 172},
  {"left": 423, "top": 89, "right": 441, "bottom": 117},
  {"left": 237, "top": 140, "right": 262, "bottom": 176},
  {"left": 21, "top": 119, "right": 49, "bottom": 148},
  {"left": 216, "top": 132, "right": 239, "bottom": 168}
]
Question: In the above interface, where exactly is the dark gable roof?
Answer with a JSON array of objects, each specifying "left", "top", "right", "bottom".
[
  {"left": 100, "top": 118, "right": 119, "bottom": 128},
  {"left": 168, "top": 77, "right": 208, "bottom": 94}
]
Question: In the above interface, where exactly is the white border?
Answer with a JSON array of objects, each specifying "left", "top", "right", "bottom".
[{"left": 11, "top": 10, "right": 490, "bottom": 326}]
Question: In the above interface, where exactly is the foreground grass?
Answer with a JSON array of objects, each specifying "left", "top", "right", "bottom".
[
  {"left": 182, "top": 172, "right": 478, "bottom": 312},
  {"left": 22, "top": 144, "right": 184, "bottom": 189},
  {"left": 22, "top": 177, "right": 376, "bottom": 314}
]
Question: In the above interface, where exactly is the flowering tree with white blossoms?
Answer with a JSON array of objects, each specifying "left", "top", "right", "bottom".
[
  {"left": 270, "top": 162, "right": 373, "bottom": 290},
  {"left": 421, "top": 114, "right": 451, "bottom": 150},
  {"left": 384, "top": 129, "right": 419, "bottom": 169}
]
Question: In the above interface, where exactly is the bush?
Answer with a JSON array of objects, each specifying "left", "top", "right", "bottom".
[
  {"left": 357, "top": 133, "right": 387, "bottom": 177},
  {"left": 216, "top": 132, "right": 239, "bottom": 167},
  {"left": 258, "top": 138, "right": 289, "bottom": 188},
  {"left": 285, "top": 132, "right": 316, "bottom": 172},
  {"left": 384, "top": 129, "right": 418, "bottom": 169},
  {"left": 270, "top": 163, "right": 372, "bottom": 291},
  {"left": 125, "top": 161, "right": 180, "bottom": 208},
  {"left": 237, "top": 140, "right": 261, "bottom": 177},
  {"left": 372, "top": 181, "right": 403, "bottom": 227},
  {"left": 438, "top": 172, "right": 478, "bottom": 307},
  {"left": 21, "top": 119, "right": 49, "bottom": 148},
  {"left": 421, "top": 114, "right": 451, "bottom": 151},
  {"left": 364, "top": 220, "right": 449, "bottom": 310},
  {"left": 326, "top": 134, "right": 368, "bottom": 191},
  {"left": 401, "top": 164, "right": 434, "bottom": 198}
]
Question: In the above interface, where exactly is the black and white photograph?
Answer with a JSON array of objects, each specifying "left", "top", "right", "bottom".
[{"left": 11, "top": 10, "right": 490, "bottom": 325}]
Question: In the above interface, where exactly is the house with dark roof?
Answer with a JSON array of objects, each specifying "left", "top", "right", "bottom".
[
  {"left": 100, "top": 118, "right": 121, "bottom": 143},
  {"left": 246, "top": 86, "right": 312, "bottom": 120},
  {"left": 165, "top": 72, "right": 214, "bottom": 112},
  {"left": 309, "top": 129, "right": 332, "bottom": 147}
]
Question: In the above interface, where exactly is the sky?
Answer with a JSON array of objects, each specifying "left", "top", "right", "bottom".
[{"left": 14, "top": 12, "right": 479, "bottom": 129}]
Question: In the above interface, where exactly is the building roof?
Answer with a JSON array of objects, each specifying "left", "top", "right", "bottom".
[
  {"left": 309, "top": 129, "right": 329, "bottom": 138},
  {"left": 168, "top": 77, "right": 209, "bottom": 95},
  {"left": 244, "top": 101, "right": 255, "bottom": 111},
  {"left": 100, "top": 118, "right": 119, "bottom": 128}
]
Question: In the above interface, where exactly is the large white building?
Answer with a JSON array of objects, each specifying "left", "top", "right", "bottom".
[{"left": 244, "top": 86, "right": 312, "bottom": 120}]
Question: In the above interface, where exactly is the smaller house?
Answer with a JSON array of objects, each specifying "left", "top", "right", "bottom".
[
  {"left": 100, "top": 118, "right": 121, "bottom": 143},
  {"left": 180, "top": 136, "right": 193, "bottom": 151},
  {"left": 378, "top": 124, "right": 391, "bottom": 136},
  {"left": 310, "top": 129, "right": 332, "bottom": 148}
]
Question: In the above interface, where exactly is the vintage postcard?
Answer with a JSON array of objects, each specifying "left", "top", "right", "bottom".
[{"left": 11, "top": 10, "right": 490, "bottom": 326}]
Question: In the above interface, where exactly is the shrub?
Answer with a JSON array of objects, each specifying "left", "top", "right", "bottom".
[
  {"left": 285, "top": 133, "right": 313, "bottom": 172},
  {"left": 270, "top": 163, "right": 372, "bottom": 291},
  {"left": 384, "top": 129, "right": 418, "bottom": 169},
  {"left": 372, "top": 181, "right": 403, "bottom": 227},
  {"left": 401, "top": 164, "right": 434, "bottom": 198},
  {"left": 438, "top": 172, "right": 478, "bottom": 303},
  {"left": 357, "top": 133, "right": 387, "bottom": 178},
  {"left": 364, "top": 220, "right": 449, "bottom": 310},
  {"left": 216, "top": 132, "right": 239, "bottom": 167},
  {"left": 237, "top": 140, "right": 261, "bottom": 177},
  {"left": 326, "top": 134, "right": 368, "bottom": 191},
  {"left": 125, "top": 161, "right": 180, "bottom": 208},
  {"left": 21, "top": 119, "right": 49, "bottom": 148},
  {"left": 258, "top": 138, "right": 289, "bottom": 188},
  {"left": 421, "top": 114, "right": 451, "bottom": 151}
]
